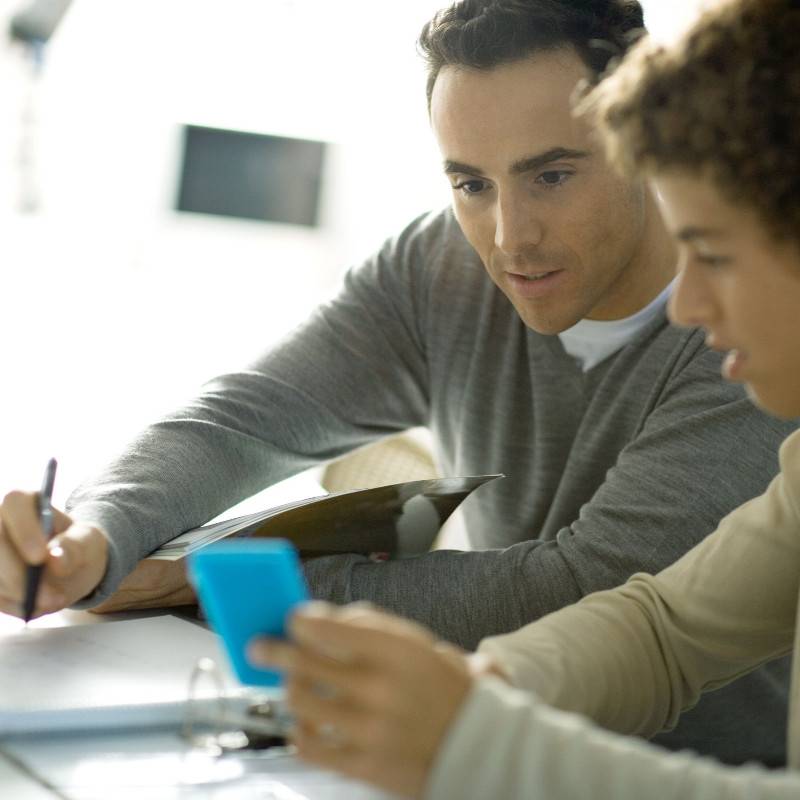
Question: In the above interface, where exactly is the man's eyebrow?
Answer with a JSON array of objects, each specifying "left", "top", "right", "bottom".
[
  {"left": 443, "top": 160, "right": 485, "bottom": 176},
  {"left": 443, "top": 147, "right": 590, "bottom": 178},
  {"left": 676, "top": 226, "right": 726, "bottom": 242},
  {"left": 510, "top": 148, "right": 590, "bottom": 175}
]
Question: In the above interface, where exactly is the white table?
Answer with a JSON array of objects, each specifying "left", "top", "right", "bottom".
[{"left": 0, "top": 609, "right": 394, "bottom": 800}]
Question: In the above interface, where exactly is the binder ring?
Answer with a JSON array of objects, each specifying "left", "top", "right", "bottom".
[{"left": 182, "top": 657, "right": 294, "bottom": 754}]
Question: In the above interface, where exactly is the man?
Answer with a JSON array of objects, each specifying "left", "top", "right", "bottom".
[
  {"left": 252, "top": 4, "right": 800, "bottom": 797},
  {"left": 0, "top": 0, "right": 794, "bottom": 764}
]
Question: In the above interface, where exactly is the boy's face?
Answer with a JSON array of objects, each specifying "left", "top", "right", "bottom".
[
  {"left": 656, "top": 172, "right": 800, "bottom": 419},
  {"left": 430, "top": 48, "right": 671, "bottom": 335}
]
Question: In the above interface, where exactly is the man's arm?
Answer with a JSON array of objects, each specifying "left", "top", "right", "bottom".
[
  {"left": 64, "top": 212, "right": 441, "bottom": 606},
  {"left": 303, "top": 351, "right": 794, "bottom": 650}
]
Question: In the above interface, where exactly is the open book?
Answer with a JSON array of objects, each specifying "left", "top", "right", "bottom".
[{"left": 149, "top": 474, "right": 502, "bottom": 561}]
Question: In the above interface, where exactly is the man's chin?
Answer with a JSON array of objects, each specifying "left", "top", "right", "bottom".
[{"left": 512, "top": 304, "right": 581, "bottom": 336}]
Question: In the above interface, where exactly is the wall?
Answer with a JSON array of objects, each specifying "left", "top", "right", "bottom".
[{"left": 1, "top": 0, "right": 449, "bottom": 503}]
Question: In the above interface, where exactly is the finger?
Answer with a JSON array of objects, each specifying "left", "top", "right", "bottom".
[
  {"left": 1, "top": 491, "right": 48, "bottom": 563},
  {"left": 433, "top": 639, "right": 469, "bottom": 666},
  {"left": 24, "top": 591, "right": 66, "bottom": 621},
  {"left": 45, "top": 521, "right": 103, "bottom": 579},
  {"left": 328, "top": 601, "right": 436, "bottom": 641},
  {"left": 248, "top": 638, "right": 367, "bottom": 701},
  {"left": 0, "top": 503, "right": 81, "bottom": 619},
  {"left": 284, "top": 664, "right": 418, "bottom": 755},
  {"left": 0, "top": 588, "right": 63, "bottom": 621},
  {"left": 285, "top": 673, "right": 368, "bottom": 738},
  {"left": 22, "top": 564, "right": 67, "bottom": 619},
  {"left": 31, "top": 523, "right": 108, "bottom": 610},
  {"left": 290, "top": 600, "right": 385, "bottom": 631},
  {"left": 0, "top": 549, "right": 61, "bottom": 620},
  {"left": 250, "top": 640, "right": 405, "bottom": 743},
  {"left": 45, "top": 527, "right": 87, "bottom": 578},
  {"left": 8, "top": 535, "right": 80, "bottom": 619},
  {"left": 0, "top": 515, "right": 103, "bottom": 619},
  {"left": 248, "top": 639, "right": 300, "bottom": 670},
  {"left": 291, "top": 718, "right": 358, "bottom": 765},
  {"left": 291, "top": 719, "right": 367, "bottom": 772},
  {"left": 289, "top": 605, "right": 435, "bottom": 666},
  {"left": 0, "top": 577, "right": 63, "bottom": 620},
  {"left": 283, "top": 604, "right": 371, "bottom": 664},
  {"left": 51, "top": 507, "right": 73, "bottom": 535},
  {"left": 465, "top": 651, "right": 510, "bottom": 681},
  {"left": 291, "top": 721, "right": 399, "bottom": 796},
  {"left": 0, "top": 591, "right": 24, "bottom": 618},
  {"left": 0, "top": 527, "right": 26, "bottom": 600},
  {"left": 328, "top": 601, "right": 433, "bottom": 639}
]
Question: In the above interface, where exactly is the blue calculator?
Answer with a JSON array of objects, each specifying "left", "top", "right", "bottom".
[{"left": 188, "top": 539, "right": 309, "bottom": 686}]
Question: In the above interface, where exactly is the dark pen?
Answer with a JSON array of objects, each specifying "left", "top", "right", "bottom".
[{"left": 22, "top": 458, "right": 58, "bottom": 623}]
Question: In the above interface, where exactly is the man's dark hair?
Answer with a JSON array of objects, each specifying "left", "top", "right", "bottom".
[{"left": 418, "top": 0, "right": 646, "bottom": 108}]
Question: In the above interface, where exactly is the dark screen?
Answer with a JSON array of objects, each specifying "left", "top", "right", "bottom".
[{"left": 176, "top": 125, "right": 326, "bottom": 227}]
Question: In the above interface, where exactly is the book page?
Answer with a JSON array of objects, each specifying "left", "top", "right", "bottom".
[{"left": 0, "top": 616, "right": 230, "bottom": 732}]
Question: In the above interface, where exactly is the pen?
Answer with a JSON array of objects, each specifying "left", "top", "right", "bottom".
[{"left": 22, "top": 458, "right": 58, "bottom": 623}]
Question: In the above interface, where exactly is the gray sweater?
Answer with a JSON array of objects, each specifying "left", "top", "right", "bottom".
[{"left": 68, "top": 207, "right": 796, "bottom": 764}]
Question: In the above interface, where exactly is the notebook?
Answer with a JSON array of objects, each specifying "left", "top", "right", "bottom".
[
  {"left": 149, "top": 474, "right": 502, "bottom": 561},
  {"left": 0, "top": 616, "right": 239, "bottom": 735}
]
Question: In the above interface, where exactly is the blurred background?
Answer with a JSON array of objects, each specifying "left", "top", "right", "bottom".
[{"left": 1, "top": 0, "right": 709, "bottom": 508}]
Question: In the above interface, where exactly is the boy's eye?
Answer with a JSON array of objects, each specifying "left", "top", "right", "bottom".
[{"left": 695, "top": 253, "right": 733, "bottom": 267}]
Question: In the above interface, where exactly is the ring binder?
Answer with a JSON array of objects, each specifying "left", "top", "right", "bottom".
[
  {"left": 0, "top": 617, "right": 239, "bottom": 736},
  {"left": 182, "top": 657, "right": 295, "bottom": 755}
]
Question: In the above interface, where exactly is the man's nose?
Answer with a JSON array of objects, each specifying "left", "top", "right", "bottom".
[{"left": 494, "top": 192, "right": 544, "bottom": 256}]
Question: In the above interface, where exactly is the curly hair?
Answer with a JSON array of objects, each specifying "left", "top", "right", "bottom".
[
  {"left": 583, "top": 0, "right": 800, "bottom": 248},
  {"left": 418, "top": 0, "right": 646, "bottom": 109}
]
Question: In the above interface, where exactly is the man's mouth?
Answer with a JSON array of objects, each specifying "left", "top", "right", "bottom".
[
  {"left": 505, "top": 269, "right": 565, "bottom": 299},
  {"left": 514, "top": 271, "right": 556, "bottom": 281}
]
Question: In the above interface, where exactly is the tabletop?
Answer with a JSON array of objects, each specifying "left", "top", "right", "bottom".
[{"left": 0, "top": 608, "right": 395, "bottom": 800}]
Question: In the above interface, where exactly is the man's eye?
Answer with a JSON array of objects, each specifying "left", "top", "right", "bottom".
[
  {"left": 536, "top": 170, "right": 571, "bottom": 188},
  {"left": 453, "top": 179, "right": 487, "bottom": 195}
]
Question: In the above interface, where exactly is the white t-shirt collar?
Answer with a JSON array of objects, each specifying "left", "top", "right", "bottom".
[{"left": 558, "top": 279, "right": 676, "bottom": 372}]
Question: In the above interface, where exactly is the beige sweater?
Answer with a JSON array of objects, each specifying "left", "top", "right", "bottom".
[{"left": 426, "top": 429, "right": 800, "bottom": 799}]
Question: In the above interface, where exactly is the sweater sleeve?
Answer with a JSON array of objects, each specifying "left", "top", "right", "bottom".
[
  {"left": 476, "top": 429, "right": 800, "bottom": 739},
  {"left": 65, "top": 211, "right": 439, "bottom": 605},
  {"left": 425, "top": 678, "right": 800, "bottom": 800},
  {"left": 303, "top": 344, "right": 792, "bottom": 651}
]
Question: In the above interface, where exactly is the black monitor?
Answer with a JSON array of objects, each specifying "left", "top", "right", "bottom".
[{"left": 175, "top": 125, "right": 326, "bottom": 227}]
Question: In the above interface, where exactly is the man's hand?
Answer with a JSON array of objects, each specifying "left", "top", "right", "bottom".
[
  {"left": 91, "top": 558, "right": 195, "bottom": 614},
  {"left": 0, "top": 491, "right": 109, "bottom": 619},
  {"left": 248, "top": 602, "right": 477, "bottom": 799}
]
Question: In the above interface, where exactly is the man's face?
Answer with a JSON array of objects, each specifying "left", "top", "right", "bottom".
[
  {"left": 430, "top": 49, "right": 664, "bottom": 334},
  {"left": 656, "top": 172, "right": 800, "bottom": 419}
]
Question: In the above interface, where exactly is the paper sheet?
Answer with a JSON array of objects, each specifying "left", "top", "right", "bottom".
[{"left": 0, "top": 616, "right": 231, "bottom": 734}]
